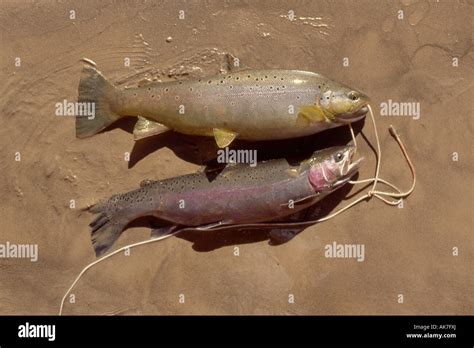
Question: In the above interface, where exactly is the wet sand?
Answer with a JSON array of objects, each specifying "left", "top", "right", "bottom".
[{"left": 0, "top": 0, "right": 472, "bottom": 314}]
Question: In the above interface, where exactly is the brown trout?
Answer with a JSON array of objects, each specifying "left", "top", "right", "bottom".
[
  {"left": 76, "top": 61, "right": 369, "bottom": 147},
  {"left": 89, "top": 145, "right": 363, "bottom": 256}
]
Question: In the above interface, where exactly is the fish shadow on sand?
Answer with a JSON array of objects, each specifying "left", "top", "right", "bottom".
[{"left": 102, "top": 116, "right": 366, "bottom": 167}]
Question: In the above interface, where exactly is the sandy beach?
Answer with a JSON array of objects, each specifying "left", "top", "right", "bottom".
[{"left": 0, "top": 0, "right": 472, "bottom": 315}]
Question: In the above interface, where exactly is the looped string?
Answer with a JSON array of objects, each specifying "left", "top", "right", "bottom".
[
  {"left": 282, "top": 103, "right": 416, "bottom": 223},
  {"left": 348, "top": 104, "right": 416, "bottom": 207},
  {"left": 59, "top": 103, "right": 416, "bottom": 315}
]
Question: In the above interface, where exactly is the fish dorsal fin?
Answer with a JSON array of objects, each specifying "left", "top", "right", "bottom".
[
  {"left": 224, "top": 53, "right": 250, "bottom": 72},
  {"left": 133, "top": 116, "right": 170, "bottom": 140},
  {"left": 137, "top": 78, "right": 154, "bottom": 87},
  {"left": 140, "top": 178, "right": 154, "bottom": 187},
  {"left": 213, "top": 128, "right": 238, "bottom": 148}
]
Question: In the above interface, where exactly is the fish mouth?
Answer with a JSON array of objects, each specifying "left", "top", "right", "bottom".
[
  {"left": 335, "top": 146, "right": 364, "bottom": 186},
  {"left": 355, "top": 105, "right": 369, "bottom": 116},
  {"left": 335, "top": 104, "right": 369, "bottom": 124}
]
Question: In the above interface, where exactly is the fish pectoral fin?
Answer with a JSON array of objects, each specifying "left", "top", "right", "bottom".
[
  {"left": 280, "top": 193, "right": 320, "bottom": 207},
  {"left": 297, "top": 105, "right": 327, "bottom": 123},
  {"left": 213, "top": 128, "right": 238, "bottom": 148},
  {"left": 151, "top": 225, "right": 179, "bottom": 239},
  {"left": 133, "top": 116, "right": 170, "bottom": 140},
  {"left": 285, "top": 167, "right": 300, "bottom": 177}
]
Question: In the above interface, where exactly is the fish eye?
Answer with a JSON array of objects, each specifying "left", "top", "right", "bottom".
[
  {"left": 348, "top": 91, "right": 359, "bottom": 101},
  {"left": 335, "top": 152, "right": 344, "bottom": 162}
]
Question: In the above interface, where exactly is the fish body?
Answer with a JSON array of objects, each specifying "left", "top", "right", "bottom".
[
  {"left": 76, "top": 62, "right": 369, "bottom": 147},
  {"left": 143, "top": 157, "right": 320, "bottom": 226},
  {"left": 89, "top": 146, "right": 363, "bottom": 256}
]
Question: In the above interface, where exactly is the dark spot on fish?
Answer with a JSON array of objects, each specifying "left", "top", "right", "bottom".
[
  {"left": 151, "top": 94, "right": 154, "bottom": 98},
  {"left": 189, "top": 87, "right": 193, "bottom": 91},
  {"left": 220, "top": 80, "right": 224, "bottom": 83},
  {"left": 133, "top": 93, "right": 137, "bottom": 97},
  {"left": 175, "top": 96, "right": 180, "bottom": 101},
  {"left": 236, "top": 77, "right": 239, "bottom": 80},
  {"left": 147, "top": 87, "right": 151, "bottom": 91},
  {"left": 247, "top": 75, "right": 251, "bottom": 78},
  {"left": 179, "top": 81, "right": 183, "bottom": 85},
  {"left": 208, "top": 80, "right": 212, "bottom": 84},
  {"left": 165, "top": 88, "right": 169, "bottom": 92}
]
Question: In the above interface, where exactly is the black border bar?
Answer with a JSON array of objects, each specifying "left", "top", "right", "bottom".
[{"left": 0, "top": 315, "right": 472, "bottom": 345}]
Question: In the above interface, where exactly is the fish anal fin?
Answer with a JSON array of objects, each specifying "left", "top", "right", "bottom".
[
  {"left": 269, "top": 229, "right": 300, "bottom": 244},
  {"left": 133, "top": 116, "right": 170, "bottom": 140},
  {"left": 213, "top": 128, "right": 238, "bottom": 148}
]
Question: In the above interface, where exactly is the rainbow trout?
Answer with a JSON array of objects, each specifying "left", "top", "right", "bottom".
[
  {"left": 76, "top": 61, "right": 369, "bottom": 147},
  {"left": 89, "top": 145, "right": 363, "bottom": 256}
]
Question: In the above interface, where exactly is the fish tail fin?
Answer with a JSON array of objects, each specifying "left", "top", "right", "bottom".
[
  {"left": 76, "top": 62, "right": 121, "bottom": 138},
  {"left": 88, "top": 197, "right": 129, "bottom": 257}
]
